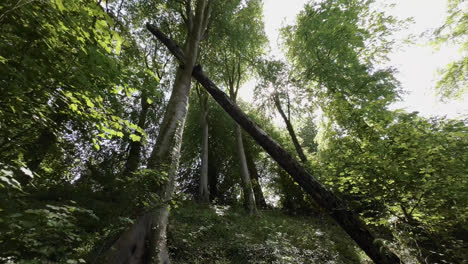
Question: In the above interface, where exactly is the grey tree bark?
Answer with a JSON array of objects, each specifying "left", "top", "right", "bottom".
[
  {"left": 229, "top": 69, "right": 257, "bottom": 215},
  {"left": 145, "top": 27, "right": 403, "bottom": 264},
  {"left": 226, "top": 59, "right": 257, "bottom": 215},
  {"left": 196, "top": 85, "right": 210, "bottom": 203},
  {"left": 146, "top": 2, "right": 210, "bottom": 260},
  {"left": 235, "top": 124, "right": 257, "bottom": 215},
  {"left": 244, "top": 146, "right": 267, "bottom": 208}
]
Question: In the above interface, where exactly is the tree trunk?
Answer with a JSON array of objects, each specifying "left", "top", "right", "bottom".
[
  {"left": 199, "top": 107, "right": 210, "bottom": 203},
  {"left": 273, "top": 94, "right": 307, "bottom": 163},
  {"left": 122, "top": 94, "right": 150, "bottom": 176},
  {"left": 145, "top": 70, "right": 192, "bottom": 264},
  {"left": 207, "top": 147, "right": 218, "bottom": 202},
  {"left": 101, "top": 212, "right": 153, "bottom": 264},
  {"left": 245, "top": 146, "right": 267, "bottom": 208},
  {"left": 235, "top": 124, "right": 257, "bottom": 215},
  {"left": 104, "top": 2, "right": 210, "bottom": 263}
]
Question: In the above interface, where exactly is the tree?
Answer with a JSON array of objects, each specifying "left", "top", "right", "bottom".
[
  {"left": 0, "top": 0, "right": 140, "bottom": 183},
  {"left": 0, "top": 0, "right": 160, "bottom": 262},
  {"left": 256, "top": 60, "right": 310, "bottom": 164},
  {"left": 2, "top": 0, "right": 466, "bottom": 263},
  {"left": 281, "top": 0, "right": 402, "bottom": 136},
  {"left": 201, "top": 0, "right": 267, "bottom": 214},
  {"left": 106, "top": 0, "right": 212, "bottom": 262},
  {"left": 194, "top": 83, "right": 210, "bottom": 203},
  {"left": 432, "top": 0, "right": 468, "bottom": 99},
  {"left": 319, "top": 111, "right": 468, "bottom": 263}
]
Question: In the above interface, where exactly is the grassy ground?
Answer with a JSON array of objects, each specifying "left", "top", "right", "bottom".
[{"left": 167, "top": 202, "right": 372, "bottom": 263}]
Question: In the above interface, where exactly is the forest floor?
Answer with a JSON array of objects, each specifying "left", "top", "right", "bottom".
[{"left": 167, "top": 202, "right": 372, "bottom": 263}]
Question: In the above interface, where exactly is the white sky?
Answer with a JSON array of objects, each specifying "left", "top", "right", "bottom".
[{"left": 240, "top": 0, "right": 467, "bottom": 119}]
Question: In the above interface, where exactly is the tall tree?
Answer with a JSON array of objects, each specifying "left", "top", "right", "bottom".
[
  {"left": 195, "top": 83, "right": 210, "bottom": 203},
  {"left": 256, "top": 60, "right": 309, "bottom": 164},
  {"left": 106, "top": 0, "right": 211, "bottom": 262},
  {"left": 146, "top": 1, "right": 210, "bottom": 261},
  {"left": 203, "top": 0, "right": 267, "bottom": 214},
  {"left": 281, "top": 0, "right": 402, "bottom": 136}
]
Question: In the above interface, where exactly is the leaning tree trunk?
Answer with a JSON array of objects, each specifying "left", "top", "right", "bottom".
[
  {"left": 199, "top": 105, "right": 210, "bottom": 203},
  {"left": 235, "top": 124, "right": 257, "bottom": 215},
  {"left": 146, "top": 25, "right": 402, "bottom": 264},
  {"left": 103, "top": 2, "right": 210, "bottom": 263}
]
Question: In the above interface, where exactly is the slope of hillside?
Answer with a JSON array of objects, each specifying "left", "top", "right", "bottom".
[{"left": 168, "top": 202, "right": 372, "bottom": 263}]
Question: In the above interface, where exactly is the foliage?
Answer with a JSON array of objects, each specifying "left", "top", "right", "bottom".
[
  {"left": 0, "top": 0, "right": 467, "bottom": 262},
  {"left": 0, "top": 0, "right": 150, "bottom": 171},
  {"left": 179, "top": 91, "right": 239, "bottom": 202},
  {"left": 0, "top": 0, "right": 166, "bottom": 262},
  {"left": 202, "top": 0, "right": 267, "bottom": 94},
  {"left": 432, "top": 0, "right": 468, "bottom": 99},
  {"left": 281, "top": 0, "right": 402, "bottom": 132},
  {"left": 168, "top": 201, "right": 370, "bottom": 264},
  {"left": 318, "top": 112, "right": 468, "bottom": 263}
]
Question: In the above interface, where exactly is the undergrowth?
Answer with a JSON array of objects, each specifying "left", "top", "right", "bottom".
[{"left": 168, "top": 202, "right": 371, "bottom": 263}]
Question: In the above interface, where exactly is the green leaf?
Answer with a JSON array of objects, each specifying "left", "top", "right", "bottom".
[
  {"left": 130, "top": 134, "right": 141, "bottom": 142},
  {"left": 85, "top": 98, "right": 95, "bottom": 108},
  {"left": 69, "top": 104, "right": 78, "bottom": 112},
  {"left": 53, "top": 0, "right": 65, "bottom": 12}
]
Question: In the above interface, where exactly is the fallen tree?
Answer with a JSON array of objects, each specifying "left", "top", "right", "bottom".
[{"left": 146, "top": 23, "right": 402, "bottom": 264}]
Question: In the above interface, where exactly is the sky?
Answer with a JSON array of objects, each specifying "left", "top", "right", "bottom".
[{"left": 240, "top": 0, "right": 467, "bottom": 119}]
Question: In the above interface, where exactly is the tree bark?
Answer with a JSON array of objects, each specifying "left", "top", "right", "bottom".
[
  {"left": 207, "top": 147, "right": 218, "bottom": 202},
  {"left": 245, "top": 146, "right": 267, "bottom": 208},
  {"left": 228, "top": 68, "right": 257, "bottom": 215},
  {"left": 146, "top": 2, "right": 210, "bottom": 262},
  {"left": 102, "top": 212, "right": 153, "bottom": 264},
  {"left": 146, "top": 26, "right": 402, "bottom": 264},
  {"left": 273, "top": 94, "right": 307, "bottom": 163},
  {"left": 235, "top": 124, "right": 257, "bottom": 215}
]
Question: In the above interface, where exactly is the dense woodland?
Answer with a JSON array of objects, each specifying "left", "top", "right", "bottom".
[{"left": 0, "top": 0, "right": 467, "bottom": 263}]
